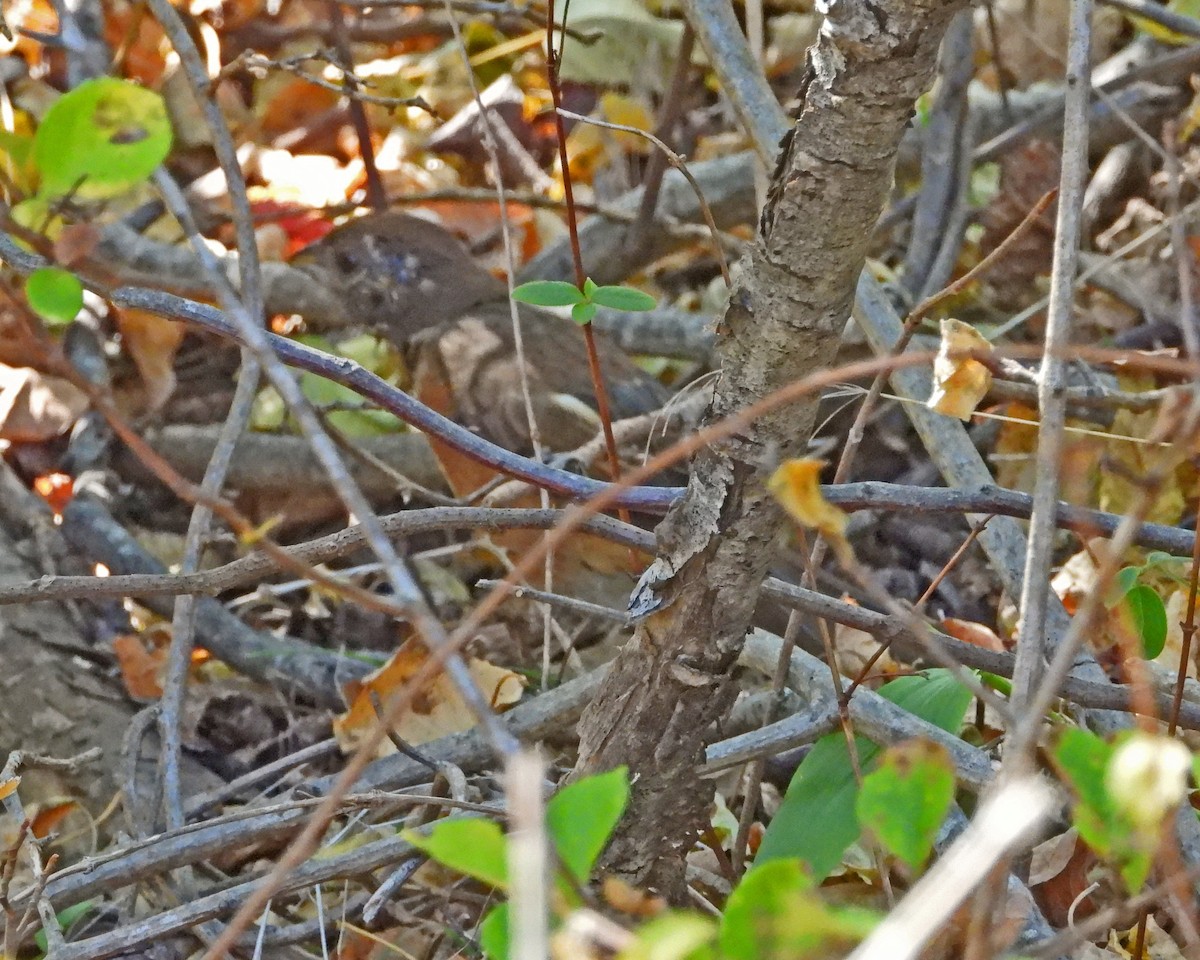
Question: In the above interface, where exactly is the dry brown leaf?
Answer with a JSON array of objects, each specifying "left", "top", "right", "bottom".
[
  {"left": 334, "top": 639, "right": 524, "bottom": 755},
  {"left": 941, "top": 617, "right": 1006, "bottom": 652},
  {"left": 0, "top": 365, "right": 88, "bottom": 442},
  {"left": 115, "top": 309, "right": 186, "bottom": 412},
  {"left": 601, "top": 876, "right": 666, "bottom": 917},
  {"left": 927, "top": 318, "right": 993, "bottom": 421},
  {"left": 112, "top": 633, "right": 166, "bottom": 701},
  {"left": 1109, "top": 916, "right": 1186, "bottom": 960},
  {"left": 30, "top": 799, "right": 78, "bottom": 839}
]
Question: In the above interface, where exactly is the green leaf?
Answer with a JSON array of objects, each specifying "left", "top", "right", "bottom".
[
  {"left": 1113, "top": 566, "right": 1141, "bottom": 598},
  {"left": 719, "top": 860, "right": 877, "bottom": 960},
  {"left": 855, "top": 740, "right": 955, "bottom": 871},
  {"left": 34, "top": 78, "right": 171, "bottom": 197},
  {"left": 404, "top": 819, "right": 508, "bottom": 890},
  {"left": 1124, "top": 585, "right": 1168, "bottom": 659},
  {"left": 572, "top": 301, "right": 598, "bottom": 325},
  {"left": 756, "top": 670, "right": 973, "bottom": 879},
  {"left": 620, "top": 912, "right": 717, "bottom": 960},
  {"left": 583, "top": 277, "right": 599, "bottom": 298},
  {"left": 25, "top": 267, "right": 83, "bottom": 326},
  {"left": 34, "top": 900, "right": 95, "bottom": 953},
  {"left": 479, "top": 903, "right": 510, "bottom": 960},
  {"left": 546, "top": 767, "right": 629, "bottom": 883},
  {"left": 1052, "top": 729, "right": 1152, "bottom": 893},
  {"left": 588, "top": 285, "right": 657, "bottom": 311},
  {"left": 512, "top": 280, "right": 585, "bottom": 307}
]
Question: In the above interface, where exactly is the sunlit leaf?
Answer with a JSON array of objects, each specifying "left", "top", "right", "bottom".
[
  {"left": 25, "top": 267, "right": 82, "bottom": 326},
  {"left": 618, "top": 911, "right": 716, "bottom": 960},
  {"left": 927, "top": 318, "right": 993, "bottom": 421},
  {"left": 768, "top": 459, "right": 847, "bottom": 543},
  {"left": 34, "top": 77, "right": 171, "bottom": 196},
  {"left": 1052, "top": 728, "right": 1154, "bottom": 893},
  {"left": 405, "top": 818, "right": 509, "bottom": 890},
  {"left": 719, "top": 859, "right": 878, "bottom": 960},
  {"left": 479, "top": 903, "right": 511, "bottom": 960}
]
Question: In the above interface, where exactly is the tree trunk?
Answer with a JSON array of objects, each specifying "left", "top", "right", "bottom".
[{"left": 572, "top": 0, "right": 968, "bottom": 897}]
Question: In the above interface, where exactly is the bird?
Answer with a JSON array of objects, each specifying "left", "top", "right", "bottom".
[
  {"left": 292, "top": 212, "right": 671, "bottom": 460},
  {"left": 294, "top": 212, "right": 675, "bottom": 611}
]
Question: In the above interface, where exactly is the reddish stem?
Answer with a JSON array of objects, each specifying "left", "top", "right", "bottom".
[{"left": 543, "top": 8, "right": 629, "bottom": 522}]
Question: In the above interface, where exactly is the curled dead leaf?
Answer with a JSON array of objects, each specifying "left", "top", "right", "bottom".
[
  {"left": 928, "top": 318, "right": 993, "bottom": 421},
  {"left": 767, "top": 459, "right": 848, "bottom": 542},
  {"left": 334, "top": 639, "right": 525, "bottom": 755}
]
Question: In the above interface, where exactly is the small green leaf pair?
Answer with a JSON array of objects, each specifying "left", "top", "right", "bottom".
[{"left": 512, "top": 278, "right": 656, "bottom": 326}]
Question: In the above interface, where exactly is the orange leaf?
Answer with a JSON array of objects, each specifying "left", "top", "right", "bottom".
[
  {"left": 941, "top": 617, "right": 1006, "bottom": 652},
  {"left": 33, "top": 472, "right": 74, "bottom": 515},
  {"left": 115, "top": 309, "right": 185, "bottom": 412},
  {"left": 30, "top": 800, "right": 77, "bottom": 838},
  {"left": 112, "top": 633, "right": 165, "bottom": 700},
  {"left": 928, "top": 318, "right": 993, "bottom": 421},
  {"left": 334, "top": 640, "right": 524, "bottom": 755},
  {"left": 0, "top": 776, "right": 20, "bottom": 801},
  {"left": 768, "top": 459, "right": 847, "bottom": 541}
]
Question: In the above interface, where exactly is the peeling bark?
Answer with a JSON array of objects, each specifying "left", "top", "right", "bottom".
[{"left": 571, "top": 0, "right": 967, "bottom": 896}]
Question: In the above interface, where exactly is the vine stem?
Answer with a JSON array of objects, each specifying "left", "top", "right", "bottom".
[{"left": 543, "top": 5, "right": 628, "bottom": 520}]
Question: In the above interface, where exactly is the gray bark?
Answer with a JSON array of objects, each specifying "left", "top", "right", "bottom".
[{"left": 570, "top": 0, "right": 968, "bottom": 895}]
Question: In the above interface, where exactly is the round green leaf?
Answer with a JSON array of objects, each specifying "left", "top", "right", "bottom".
[
  {"left": 25, "top": 267, "right": 83, "bottom": 326},
  {"left": 719, "top": 859, "right": 877, "bottom": 960},
  {"left": 587, "top": 284, "right": 657, "bottom": 311},
  {"left": 545, "top": 766, "right": 629, "bottom": 883},
  {"left": 403, "top": 819, "right": 508, "bottom": 890},
  {"left": 855, "top": 740, "right": 955, "bottom": 871},
  {"left": 479, "top": 904, "right": 511, "bottom": 960},
  {"left": 511, "top": 280, "right": 585, "bottom": 307},
  {"left": 1124, "top": 585, "right": 1168, "bottom": 659},
  {"left": 571, "top": 301, "right": 597, "bottom": 325},
  {"left": 34, "top": 78, "right": 172, "bottom": 197}
]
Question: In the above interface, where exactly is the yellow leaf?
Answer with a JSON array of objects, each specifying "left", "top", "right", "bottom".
[
  {"left": 0, "top": 776, "right": 20, "bottom": 801},
  {"left": 927, "top": 318, "right": 993, "bottom": 421},
  {"left": 239, "top": 514, "right": 284, "bottom": 546},
  {"left": 768, "top": 459, "right": 847, "bottom": 541},
  {"left": 600, "top": 92, "right": 654, "bottom": 153}
]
